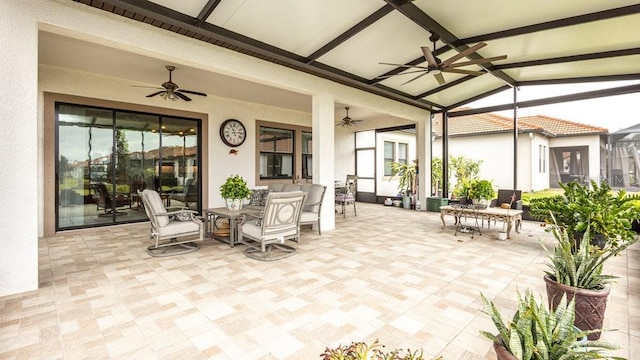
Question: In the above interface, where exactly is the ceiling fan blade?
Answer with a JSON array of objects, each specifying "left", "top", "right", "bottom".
[
  {"left": 434, "top": 73, "right": 446, "bottom": 85},
  {"left": 442, "top": 68, "right": 486, "bottom": 76},
  {"left": 377, "top": 69, "right": 429, "bottom": 79},
  {"left": 421, "top": 46, "right": 439, "bottom": 67},
  {"left": 379, "top": 62, "right": 429, "bottom": 70},
  {"left": 401, "top": 71, "right": 431, "bottom": 86},
  {"left": 447, "top": 55, "right": 508, "bottom": 68},
  {"left": 441, "top": 42, "right": 487, "bottom": 67},
  {"left": 131, "top": 85, "right": 164, "bottom": 89},
  {"left": 146, "top": 91, "right": 165, "bottom": 98},
  {"left": 179, "top": 89, "right": 207, "bottom": 97},
  {"left": 174, "top": 92, "right": 192, "bottom": 101}
]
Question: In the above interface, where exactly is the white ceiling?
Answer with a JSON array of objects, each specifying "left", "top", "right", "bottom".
[{"left": 53, "top": 0, "right": 640, "bottom": 119}]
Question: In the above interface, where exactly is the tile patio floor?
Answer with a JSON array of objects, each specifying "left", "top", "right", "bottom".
[{"left": 1, "top": 202, "right": 638, "bottom": 359}]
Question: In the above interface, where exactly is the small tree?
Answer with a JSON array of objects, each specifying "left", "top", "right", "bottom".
[
  {"left": 390, "top": 161, "right": 416, "bottom": 195},
  {"left": 449, "top": 156, "right": 482, "bottom": 197}
]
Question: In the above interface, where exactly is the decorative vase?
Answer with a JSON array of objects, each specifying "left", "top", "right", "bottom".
[
  {"left": 225, "top": 198, "right": 243, "bottom": 211},
  {"left": 543, "top": 275, "right": 609, "bottom": 340}
]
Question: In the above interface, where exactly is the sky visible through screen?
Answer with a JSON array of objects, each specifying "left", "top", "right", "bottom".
[{"left": 468, "top": 80, "right": 640, "bottom": 132}]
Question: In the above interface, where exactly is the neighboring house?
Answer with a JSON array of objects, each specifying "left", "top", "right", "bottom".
[{"left": 432, "top": 113, "right": 608, "bottom": 193}]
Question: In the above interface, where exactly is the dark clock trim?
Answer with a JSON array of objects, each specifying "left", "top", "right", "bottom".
[{"left": 220, "top": 118, "right": 246, "bottom": 147}]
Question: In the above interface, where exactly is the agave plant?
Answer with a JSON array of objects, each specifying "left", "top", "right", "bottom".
[{"left": 480, "top": 289, "right": 621, "bottom": 360}]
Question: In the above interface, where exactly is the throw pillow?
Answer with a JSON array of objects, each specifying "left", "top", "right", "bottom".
[
  {"left": 249, "top": 189, "right": 270, "bottom": 207},
  {"left": 173, "top": 211, "right": 194, "bottom": 221}
]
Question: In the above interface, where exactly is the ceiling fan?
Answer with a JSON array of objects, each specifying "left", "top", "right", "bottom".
[
  {"left": 336, "top": 107, "right": 364, "bottom": 127},
  {"left": 133, "top": 65, "right": 207, "bottom": 101},
  {"left": 379, "top": 34, "right": 507, "bottom": 86}
]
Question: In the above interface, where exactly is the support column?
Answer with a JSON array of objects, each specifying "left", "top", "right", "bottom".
[
  {"left": 312, "top": 93, "right": 335, "bottom": 232},
  {"left": 0, "top": 0, "right": 39, "bottom": 296},
  {"left": 416, "top": 116, "right": 432, "bottom": 211},
  {"left": 513, "top": 87, "right": 519, "bottom": 189}
]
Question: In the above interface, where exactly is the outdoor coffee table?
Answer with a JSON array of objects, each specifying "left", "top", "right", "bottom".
[{"left": 203, "top": 207, "right": 260, "bottom": 247}]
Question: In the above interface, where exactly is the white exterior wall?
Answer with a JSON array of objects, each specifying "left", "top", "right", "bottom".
[
  {"left": 433, "top": 133, "right": 514, "bottom": 192},
  {"left": 2, "top": 0, "right": 430, "bottom": 297},
  {"left": 377, "top": 131, "right": 417, "bottom": 197},
  {"left": 526, "top": 133, "right": 552, "bottom": 192},
  {"left": 0, "top": 1, "right": 39, "bottom": 296}
]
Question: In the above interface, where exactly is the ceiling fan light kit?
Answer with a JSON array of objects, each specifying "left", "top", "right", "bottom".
[
  {"left": 135, "top": 65, "right": 207, "bottom": 102},
  {"left": 337, "top": 106, "right": 364, "bottom": 128}
]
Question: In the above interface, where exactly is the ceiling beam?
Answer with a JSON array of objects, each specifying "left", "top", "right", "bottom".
[
  {"left": 194, "top": 0, "right": 222, "bottom": 27},
  {"left": 413, "top": 76, "right": 476, "bottom": 99},
  {"left": 460, "top": 4, "right": 640, "bottom": 45},
  {"left": 520, "top": 73, "right": 640, "bottom": 86},
  {"left": 448, "top": 83, "right": 640, "bottom": 117},
  {"left": 306, "top": 5, "right": 394, "bottom": 63},
  {"left": 82, "top": 0, "right": 434, "bottom": 110},
  {"left": 383, "top": 0, "right": 517, "bottom": 87},
  {"left": 495, "top": 48, "right": 640, "bottom": 70}
]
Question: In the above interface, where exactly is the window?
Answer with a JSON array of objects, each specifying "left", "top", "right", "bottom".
[
  {"left": 302, "top": 131, "right": 312, "bottom": 179},
  {"left": 259, "top": 127, "right": 294, "bottom": 179},
  {"left": 55, "top": 103, "right": 201, "bottom": 231},
  {"left": 398, "top": 143, "right": 408, "bottom": 165},
  {"left": 384, "top": 141, "right": 395, "bottom": 176}
]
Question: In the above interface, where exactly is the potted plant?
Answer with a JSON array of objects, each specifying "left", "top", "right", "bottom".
[
  {"left": 390, "top": 161, "right": 417, "bottom": 209},
  {"left": 529, "top": 179, "right": 640, "bottom": 249},
  {"left": 219, "top": 174, "right": 252, "bottom": 211},
  {"left": 480, "top": 289, "right": 620, "bottom": 359},
  {"left": 541, "top": 220, "right": 638, "bottom": 340},
  {"left": 320, "top": 339, "right": 440, "bottom": 360},
  {"left": 467, "top": 179, "right": 495, "bottom": 206}
]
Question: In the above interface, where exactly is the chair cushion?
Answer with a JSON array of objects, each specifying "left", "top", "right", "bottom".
[
  {"left": 142, "top": 189, "right": 169, "bottom": 227},
  {"left": 300, "top": 184, "right": 325, "bottom": 212},
  {"left": 249, "top": 189, "right": 270, "bottom": 207},
  {"left": 300, "top": 211, "right": 317, "bottom": 222},
  {"left": 241, "top": 223, "right": 297, "bottom": 240},
  {"left": 157, "top": 220, "right": 200, "bottom": 237},
  {"left": 282, "top": 184, "right": 302, "bottom": 192},
  {"left": 268, "top": 183, "right": 285, "bottom": 192}
]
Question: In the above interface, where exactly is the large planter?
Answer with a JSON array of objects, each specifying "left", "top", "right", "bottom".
[
  {"left": 544, "top": 275, "right": 609, "bottom": 340},
  {"left": 225, "top": 198, "right": 243, "bottom": 211},
  {"left": 493, "top": 339, "right": 516, "bottom": 360}
]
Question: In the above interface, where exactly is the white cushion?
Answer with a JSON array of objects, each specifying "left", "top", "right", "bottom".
[
  {"left": 241, "top": 223, "right": 297, "bottom": 240},
  {"left": 142, "top": 189, "right": 169, "bottom": 227},
  {"left": 157, "top": 220, "right": 200, "bottom": 237},
  {"left": 300, "top": 211, "right": 317, "bottom": 222}
]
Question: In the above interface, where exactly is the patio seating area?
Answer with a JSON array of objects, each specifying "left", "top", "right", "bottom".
[{"left": 2, "top": 203, "right": 637, "bottom": 359}]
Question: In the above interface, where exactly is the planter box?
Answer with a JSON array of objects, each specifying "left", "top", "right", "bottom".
[{"left": 427, "top": 197, "right": 448, "bottom": 212}]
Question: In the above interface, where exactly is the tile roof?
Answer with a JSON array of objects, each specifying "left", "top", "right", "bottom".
[{"left": 433, "top": 112, "right": 608, "bottom": 138}]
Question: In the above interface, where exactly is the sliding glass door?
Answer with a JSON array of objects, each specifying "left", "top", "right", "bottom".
[{"left": 56, "top": 103, "right": 200, "bottom": 231}]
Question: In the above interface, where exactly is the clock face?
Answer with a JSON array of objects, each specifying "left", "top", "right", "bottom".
[{"left": 220, "top": 119, "right": 246, "bottom": 147}]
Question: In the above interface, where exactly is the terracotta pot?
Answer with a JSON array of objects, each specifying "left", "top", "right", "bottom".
[
  {"left": 544, "top": 275, "right": 609, "bottom": 340},
  {"left": 493, "top": 340, "right": 516, "bottom": 360}
]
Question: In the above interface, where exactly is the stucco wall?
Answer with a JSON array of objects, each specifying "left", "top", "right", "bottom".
[
  {"left": 1, "top": 0, "right": 431, "bottom": 296},
  {"left": 0, "top": 1, "right": 39, "bottom": 296}
]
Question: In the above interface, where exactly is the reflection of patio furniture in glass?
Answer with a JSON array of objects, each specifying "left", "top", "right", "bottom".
[
  {"left": 129, "top": 180, "right": 146, "bottom": 210},
  {"left": 138, "top": 189, "right": 203, "bottom": 257},
  {"left": 169, "top": 178, "right": 197, "bottom": 207},
  {"left": 90, "top": 182, "right": 131, "bottom": 216},
  {"left": 238, "top": 191, "right": 306, "bottom": 261}
]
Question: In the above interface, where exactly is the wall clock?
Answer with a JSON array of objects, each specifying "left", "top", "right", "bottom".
[{"left": 220, "top": 119, "right": 246, "bottom": 147}]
